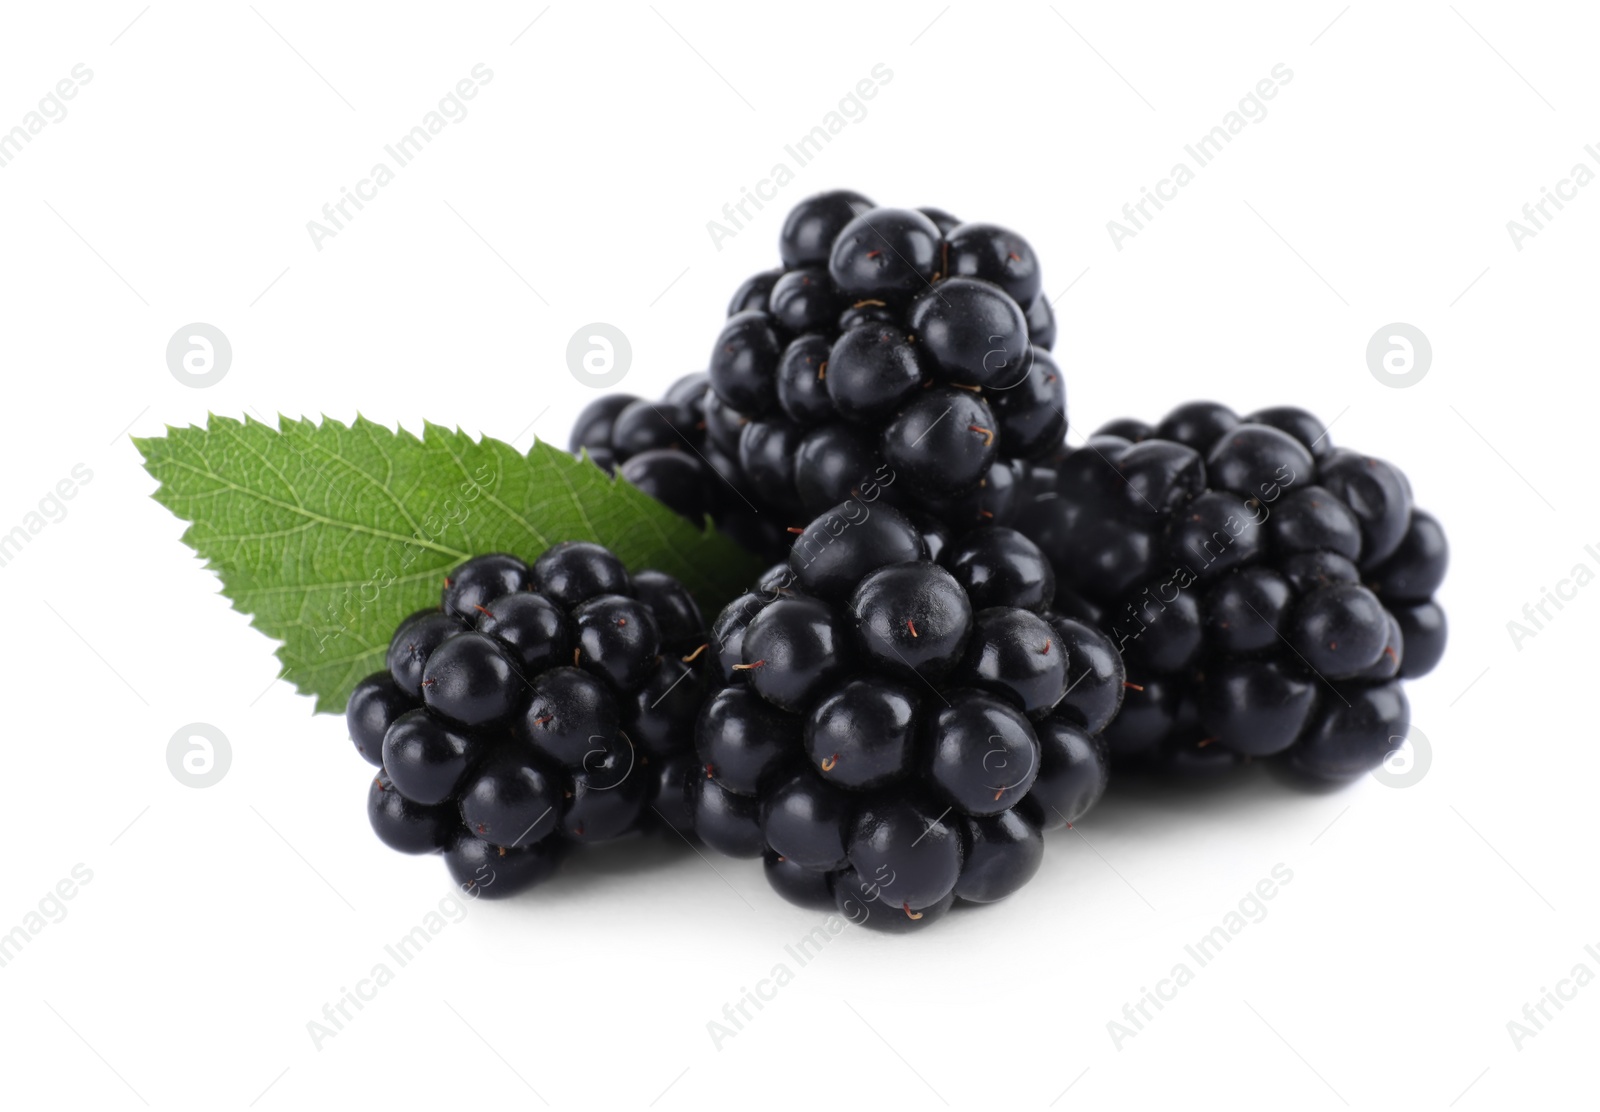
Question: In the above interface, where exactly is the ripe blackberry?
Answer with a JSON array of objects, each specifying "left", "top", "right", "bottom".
[
  {"left": 1020, "top": 400, "right": 1447, "bottom": 781},
  {"left": 577, "top": 190, "right": 1064, "bottom": 551},
  {"left": 351, "top": 543, "right": 711, "bottom": 898},
  {"left": 700, "top": 190, "right": 1066, "bottom": 538},
  {"left": 696, "top": 501, "right": 1111, "bottom": 929}
]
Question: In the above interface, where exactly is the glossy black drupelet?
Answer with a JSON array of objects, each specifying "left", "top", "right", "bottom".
[
  {"left": 350, "top": 544, "right": 710, "bottom": 898},
  {"left": 1016, "top": 401, "right": 1447, "bottom": 781}
]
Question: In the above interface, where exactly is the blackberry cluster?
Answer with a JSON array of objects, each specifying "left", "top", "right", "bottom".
[
  {"left": 567, "top": 374, "right": 787, "bottom": 560},
  {"left": 1016, "top": 401, "right": 1448, "bottom": 781},
  {"left": 687, "top": 496, "right": 1120, "bottom": 932},
  {"left": 706, "top": 190, "right": 1064, "bottom": 526},
  {"left": 343, "top": 543, "right": 710, "bottom": 898}
]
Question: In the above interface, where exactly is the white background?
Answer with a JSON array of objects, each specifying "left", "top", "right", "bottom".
[{"left": 0, "top": 2, "right": 1593, "bottom": 1108}]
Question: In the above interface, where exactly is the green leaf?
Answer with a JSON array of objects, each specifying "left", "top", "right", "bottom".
[{"left": 135, "top": 414, "right": 761, "bottom": 714}]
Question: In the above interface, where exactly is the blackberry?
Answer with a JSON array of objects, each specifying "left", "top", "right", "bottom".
[
  {"left": 1022, "top": 400, "right": 1447, "bottom": 781},
  {"left": 696, "top": 501, "right": 1111, "bottom": 929},
  {"left": 352, "top": 543, "right": 711, "bottom": 898},
  {"left": 697, "top": 189, "right": 1066, "bottom": 540}
]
